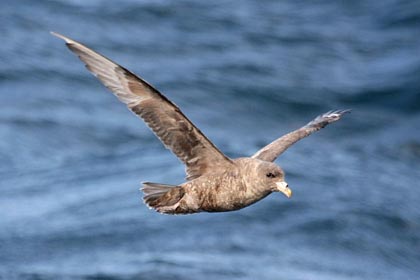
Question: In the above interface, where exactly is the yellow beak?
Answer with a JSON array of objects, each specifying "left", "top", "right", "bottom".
[{"left": 276, "top": 181, "right": 292, "bottom": 198}]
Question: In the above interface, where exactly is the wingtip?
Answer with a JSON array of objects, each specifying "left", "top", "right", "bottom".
[
  {"left": 326, "top": 109, "right": 352, "bottom": 117},
  {"left": 50, "top": 31, "right": 63, "bottom": 38},
  {"left": 50, "top": 31, "right": 73, "bottom": 44},
  {"left": 340, "top": 109, "right": 352, "bottom": 114}
]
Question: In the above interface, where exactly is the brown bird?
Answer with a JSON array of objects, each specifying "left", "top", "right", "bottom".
[{"left": 52, "top": 32, "right": 350, "bottom": 215}]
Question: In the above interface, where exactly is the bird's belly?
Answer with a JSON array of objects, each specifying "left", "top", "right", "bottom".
[{"left": 197, "top": 185, "right": 270, "bottom": 212}]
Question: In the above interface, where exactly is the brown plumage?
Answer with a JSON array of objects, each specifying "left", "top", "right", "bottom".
[{"left": 52, "top": 32, "right": 350, "bottom": 215}]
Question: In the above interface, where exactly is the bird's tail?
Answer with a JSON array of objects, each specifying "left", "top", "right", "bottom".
[{"left": 141, "top": 182, "right": 185, "bottom": 214}]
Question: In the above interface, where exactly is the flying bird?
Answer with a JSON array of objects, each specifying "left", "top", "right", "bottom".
[{"left": 52, "top": 32, "right": 350, "bottom": 215}]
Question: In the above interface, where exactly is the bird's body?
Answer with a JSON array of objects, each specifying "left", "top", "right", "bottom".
[
  {"left": 145, "top": 158, "right": 278, "bottom": 214},
  {"left": 52, "top": 32, "right": 349, "bottom": 215}
]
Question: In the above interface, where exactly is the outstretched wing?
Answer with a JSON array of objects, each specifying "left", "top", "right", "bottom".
[
  {"left": 252, "top": 110, "right": 350, "bottom": 162},
  {"left": 52, "top": 32, "right": 233, "bottom": 181}
]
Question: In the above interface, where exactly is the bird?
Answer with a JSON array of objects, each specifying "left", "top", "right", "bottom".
[{"left": 52, "top": 32, "right": 350, "bottom": 215}]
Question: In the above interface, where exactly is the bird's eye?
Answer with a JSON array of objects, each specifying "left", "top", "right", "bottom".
[{"left": 266, "top": 172, "right": 276, "bottom": 178}]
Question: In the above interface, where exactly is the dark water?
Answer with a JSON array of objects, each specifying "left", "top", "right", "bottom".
[{"left": 1, "top": 0, "right": 420, "bottom": 279}]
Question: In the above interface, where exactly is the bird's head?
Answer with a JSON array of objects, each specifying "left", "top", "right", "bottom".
[{"left": 257, "top": 161, "right": 292, "bottom": 198}]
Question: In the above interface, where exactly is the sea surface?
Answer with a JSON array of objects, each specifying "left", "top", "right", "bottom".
[{"left": 1, "top": 1, "right": 420, "bottom": 279}]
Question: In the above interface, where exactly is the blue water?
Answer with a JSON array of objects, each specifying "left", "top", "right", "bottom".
[{"left": 1, "top": 0, "right": 420, "bottom": 279}]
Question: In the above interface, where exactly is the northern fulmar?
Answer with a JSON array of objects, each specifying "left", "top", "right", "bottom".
[{"left": 52, "top": 32, "right": 350, "bottom": 215}]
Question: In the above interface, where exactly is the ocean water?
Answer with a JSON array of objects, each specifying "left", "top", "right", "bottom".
[{"left": 1, "top": 0, "right": 420, "bottom": 279}]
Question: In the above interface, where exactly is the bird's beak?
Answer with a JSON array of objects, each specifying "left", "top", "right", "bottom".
[{"left": 276, "top": 181, "right": 292, "bottom": 198}]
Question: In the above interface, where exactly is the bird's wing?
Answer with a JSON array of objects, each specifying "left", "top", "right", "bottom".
[
  {"left": 252, "top": 110, "right": 350, "bottom": 162},
  {"left": 52, "top": 32, "right": 233, "bottom": 181}
]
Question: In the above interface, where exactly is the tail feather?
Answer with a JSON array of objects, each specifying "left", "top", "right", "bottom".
[
  {"left": 141, "top": 182, "right": 185, "bottom": 214},
  {"left": 143, "top": 182, "right": 174, "bottom": 200}
]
